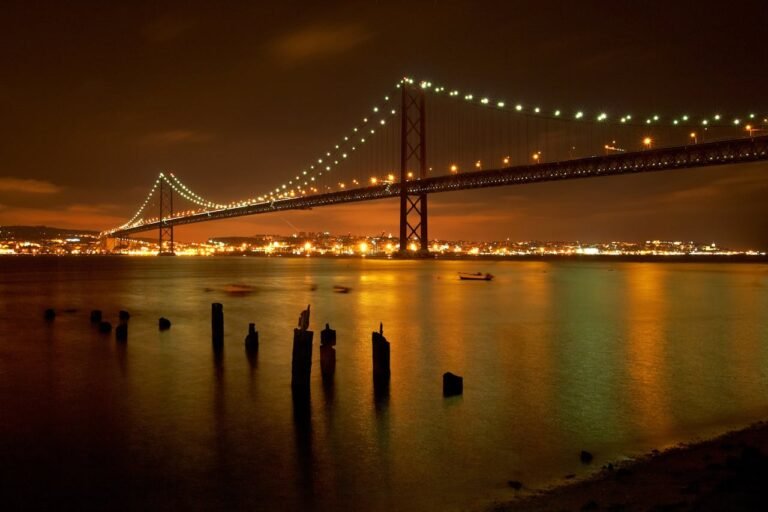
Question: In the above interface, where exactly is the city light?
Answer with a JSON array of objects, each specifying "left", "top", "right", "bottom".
[
  {"left": 370, "top": 177, "right": 378, "bottom": 184},
  {"left": 450, "top": 164, "right": 458, "bottom": 174},
  {"left": 643, "top": 137, "right": 653, "bottom": 149}
]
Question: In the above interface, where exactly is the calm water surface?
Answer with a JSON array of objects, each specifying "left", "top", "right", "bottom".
[{"left": 1, "top": 257, "right": 767, "bottom": 511}]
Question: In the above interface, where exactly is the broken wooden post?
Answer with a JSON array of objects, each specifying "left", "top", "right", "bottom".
[
  {"left": 90, "top": 310, "right": 102, "bottom": 324},
  {"left": 291, "top": 305, "right": 313, "bottom": 393},
  {"left": 443, "top": 372, "right": 463, "bottom": 397},
  {"left": 372, "top": 322, "right": 390, "bottom": 382},
  {"left": 245, "top": 323, "right": 259, "bottom": 350},
  {"left": 320, "top": 323, "right": 336, "bottom": 381},
  {"left": 212, "top": 303, "right": 224, "bottom": 346},
  {"left": 119, "top": 310, "right": 130, "bottom": 323}
]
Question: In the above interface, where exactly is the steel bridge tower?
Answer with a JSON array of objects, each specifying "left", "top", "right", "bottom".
[
  {"left": 399, "top": 83, "right": 429, "bottom": 256},
  {"left": 158, "top": 178, "right": 175, "bottom": 256}
]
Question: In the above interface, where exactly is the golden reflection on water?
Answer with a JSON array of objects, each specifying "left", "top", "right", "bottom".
[
  {"left": 624, "top": 264, "right": 673, "bottom": 435},
  {"left": 2, "top": 257, "right": 767, "bottom": 512}
]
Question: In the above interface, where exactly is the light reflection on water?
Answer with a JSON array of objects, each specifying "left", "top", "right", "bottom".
[{"left": 0, "top": 257, "right": 766, "bottom": 511}]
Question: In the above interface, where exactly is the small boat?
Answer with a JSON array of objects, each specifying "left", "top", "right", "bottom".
[
  {"left": 224, "top": 283, "right": 256, "bottom": 296},
  {"left": 333, "top": 285, "right": 352, "bottom": 293},
  {"left": 458, "top": 272, "right": 494, "bottom": 281}
]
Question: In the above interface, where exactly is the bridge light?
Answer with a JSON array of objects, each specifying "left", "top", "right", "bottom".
[
  {"left": 373, "top": 107, "right": 378, "bottom": 112},
  {"left": 733, "top": 119, "right": 740, "bottom": 125},
  {"left": 480, "top": 98, "right": 489, "bottom": 104},
  {"left": 497, "top": 101, "right": 505, "bottom": 108},
  {"left": 339, "top": 183, "right": 345, "bottom": 188},
  {"left": 714, "top": 114, "right": 721, "bottom": 121},
  {"left": 515, "top": 104, "right": 523, "bottom": 111},
  {"left": 408, "top": 242, "right": 418, "bottom": 252},
  {"left": 554, "top": 110, "right": 561, "bottom": 116},
  {"left": 575, "top": 111, "right": 583, "bottom": 119},
  {"left": 380, "top": 119, "right": 385, "bottom": 125}
]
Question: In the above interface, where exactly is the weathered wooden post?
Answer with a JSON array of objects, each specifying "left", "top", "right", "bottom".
[
  {"left": 90, "top": 310, "right": 102, "bottom": 324},
  {"left": 245, "top": 323, "right": 259, "bottom": 350},
  {"left": 116, "top": 310, "right": 129, "bottom": 342},
  {"left": 320, "top": 322, "right": 336, "bottom": 381},
  {"left": 443, "top": 372, "right": 463, "bottom": 396},
  {"left": 44, "top": 308, "right": 56, "bottom": 321},
  {"left": 212, "top": 303, "right": 224, "bottom": 346},
  {"left": 291, "top": 305, "right": 313, "bottom": 393},
  {"left": 372, "top": 322, "right": 390, "bottom": 381}
]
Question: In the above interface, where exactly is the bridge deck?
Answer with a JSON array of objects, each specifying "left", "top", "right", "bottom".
[{"left": 111, "top": 135, "right": 768, "bottom": 237}]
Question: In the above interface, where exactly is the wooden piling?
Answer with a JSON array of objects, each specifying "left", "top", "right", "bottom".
[
  {"left": 372, "top": 322, "right": 390, "bottom": 381},
  {"left": 443, "top": 372, "right": 463, "bottom": 397},
  {"left": 320, "top": 323, "right": 336, "bottom": 380},
  {"left": 291, "top": 305, "right": 313, "bottom": 393},
  {"left": 90, "top": 310, "right": 102, "bottom": 323},
  {"left": 212, "top": 303, "right": 224, "bottom": 346},
  {"left": 116, "top": 323, "right": 128, "bottom": 342},
  {"left": 245, "top": 323, "right": 259, "bottom": 350}
]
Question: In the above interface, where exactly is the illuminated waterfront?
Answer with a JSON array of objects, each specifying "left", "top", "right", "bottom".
[{"left": 1, "top": 257, "right": 767, "bottom": 510}]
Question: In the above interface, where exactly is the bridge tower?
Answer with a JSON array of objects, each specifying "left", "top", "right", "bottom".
[
  {"left": 398, "top": 83, "right": 429, "bottom": 256},
  {"left": 158, "top": 177, "right": 175, "bottom": 256}
]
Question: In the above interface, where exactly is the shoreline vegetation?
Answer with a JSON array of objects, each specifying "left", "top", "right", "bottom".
[{"left": 491, "top": 421, "right": 768, "bottom": 512}]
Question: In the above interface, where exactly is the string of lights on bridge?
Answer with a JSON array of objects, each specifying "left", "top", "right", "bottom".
[
  {"left": 111, "top": 76, "right": 766, "bottom": 233},
  {"left": 258, "top": 76, "right": 766, "bottom": 203}
]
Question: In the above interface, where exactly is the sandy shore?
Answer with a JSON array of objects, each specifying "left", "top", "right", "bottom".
[{"left": 491, "top": 422, "right": 768, "bottom": 512}]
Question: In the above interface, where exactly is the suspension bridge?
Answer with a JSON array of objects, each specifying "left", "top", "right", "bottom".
[{"left": 103, "top": 77, "right": 768, "bottom": 255}]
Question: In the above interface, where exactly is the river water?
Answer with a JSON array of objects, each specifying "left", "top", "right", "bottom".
[{"left": 1, "top": 256, "right": 766, "bottom": 510}]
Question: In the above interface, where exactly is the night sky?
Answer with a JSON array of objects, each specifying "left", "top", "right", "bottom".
[{"left": 1, "top": 1, "right": 767, "bottom": 248}]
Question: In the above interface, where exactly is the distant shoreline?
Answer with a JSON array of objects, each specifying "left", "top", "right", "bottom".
[{"left": 1, "top": 253, "right": 767, "bottom": 263}]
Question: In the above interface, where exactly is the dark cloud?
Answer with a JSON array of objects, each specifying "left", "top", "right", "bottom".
[{"left": 269, "top": 23, "right": 373, "bottom": 63}]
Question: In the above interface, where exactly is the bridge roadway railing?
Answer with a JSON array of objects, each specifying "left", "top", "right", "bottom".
[{"left": 111, "top": 135, "right": 768, "bottom": 237}]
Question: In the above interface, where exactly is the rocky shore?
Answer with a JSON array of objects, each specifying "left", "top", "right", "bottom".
[{"left": 492, "top": 422, "right": 768, "bottom": 512}]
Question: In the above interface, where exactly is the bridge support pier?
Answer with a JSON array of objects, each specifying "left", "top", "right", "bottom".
[
  {"left": 398, "top": 83, "right": 429, "bottom": 257},
  {"left": 158, "top": 176, "right": 175, "bottom": 256}
]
